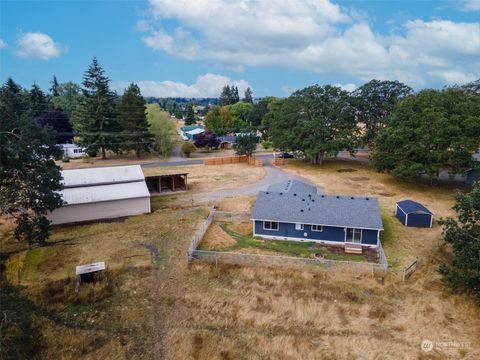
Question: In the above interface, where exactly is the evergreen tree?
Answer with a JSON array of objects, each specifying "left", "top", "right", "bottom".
[
  {"left": 0, "top": 78, "right": 63, "bottom": 245},
  {"left": 243, "top": 87, "right": 253, "bottom": 103},
  {"left": 117, "top": 83, "right": 153, "bottom": 157},
  {"left": 28, "top": 83, "right": 49, "bottom": 118},
  {"left": 233, "top": 134, "right": 258, "bottom": 156},
  {"left": 231, "top": 86, "right": 240, "bottom": 104},
  {"left": 185, "top": 104, "right": 196, "bottom": 125},
  {"left": 50, "top": 75, "right": 60, "bottom": 97},
  {"left": 72, "top": 58, "right": 120, "bottom": 159},
  {"left": 219, "top": 85, "right": 232, "bottom": 106}
]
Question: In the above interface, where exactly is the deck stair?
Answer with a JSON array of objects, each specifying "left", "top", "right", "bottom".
[{"left": 344, "top": 243, "right": 363, "bottom": 255}]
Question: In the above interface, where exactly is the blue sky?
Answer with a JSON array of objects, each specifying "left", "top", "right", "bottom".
[{"left": 1, "top": 0, "right": 479, "bottom": 97}]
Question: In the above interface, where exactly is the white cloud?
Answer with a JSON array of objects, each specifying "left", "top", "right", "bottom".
[
  {"left": 15, "top": 32, "right": 63, "bottom": 60},
  {"left": 140, "top": 0, "right": 480, "bottom": 87},
  {"left": 113, "top": 73, "right": 252, "bottom": 98},
  {"left": 0, "top": 39, "right": 6, "bottom": 49},
  {"left": 460, "top": 0, "right": 480, "bottom": 11},
  {"left": 334, "top": 83, "right": 357, "bottom": 92}
]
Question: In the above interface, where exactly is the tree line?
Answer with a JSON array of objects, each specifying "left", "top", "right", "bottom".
[{"left": 203, "top": 79, "right": 479, "bottom": 183}]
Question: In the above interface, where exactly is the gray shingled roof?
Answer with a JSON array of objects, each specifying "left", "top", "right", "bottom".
[
  {"left": 252, "top": 191, "right": 384, "bottom": 230},
  {"left": 267, "top": 179, "right": 317, "bottom": 194}
]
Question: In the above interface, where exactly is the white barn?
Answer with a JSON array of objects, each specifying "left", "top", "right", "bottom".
[{"left": 48, "top": 165, "right": 151, "bottom": 225}]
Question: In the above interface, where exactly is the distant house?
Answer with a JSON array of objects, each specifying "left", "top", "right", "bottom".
[
  {"left": 180, "top": 125, "right": 205, "bottom": 140},
  {"left": 251, "top": 179, "right": 384, "bottom": 253},
  {"left": 47, "top": 165, "right": 151, "bottom": 225},
  {"left": 395, "top": 200, "right": 433, "bottom": 228},
  {"left": 217, "top": 135, "right": 236, "bottom": 149},
  {"left": 59, "top": 143, "right": 85, "bottom": 158}
]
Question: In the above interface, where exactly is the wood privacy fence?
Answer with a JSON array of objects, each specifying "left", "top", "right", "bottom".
[
  {"left": 273, "top": 157, "right": 286, "bottom": 166},
  {"left": 204, "top": 155, "right": 263, "bottom": 167},
  {"left": 204, "top": 155, "right": 247, "bottom": 165}
]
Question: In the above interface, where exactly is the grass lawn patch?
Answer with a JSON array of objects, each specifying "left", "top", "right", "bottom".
[{"left": 200, "top": 223, "right": 366, "bottom": 262}]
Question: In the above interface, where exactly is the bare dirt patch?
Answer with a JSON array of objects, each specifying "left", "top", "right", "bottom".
[
  {"left": 143, "top": 164, "right": 266, "bottom": 194},
  {"left": 337, "top": 168, "right": 358, "bottom": 173},
  {"left": 213, "top": 196, "right": 256, "bottom": 212},
  {"left": 348, "top": 176, "right": 370, "bottom": 181}
]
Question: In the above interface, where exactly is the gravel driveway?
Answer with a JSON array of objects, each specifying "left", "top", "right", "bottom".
[{"left": 194, "top": 162, "right": 322, "bottom": 203}]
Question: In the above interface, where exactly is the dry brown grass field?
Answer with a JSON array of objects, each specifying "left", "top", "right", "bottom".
[{"left": 1, "top": 159, "right": 479, "bottom": 359}]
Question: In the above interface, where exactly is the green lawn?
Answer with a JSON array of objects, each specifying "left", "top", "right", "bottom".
[{"left": 201, "top": 223, "right": 367, "bottom": 262}]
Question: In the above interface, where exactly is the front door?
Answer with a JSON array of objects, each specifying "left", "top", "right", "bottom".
[{"left": 345, "top": 228, "right": 362, "bottom": 244}]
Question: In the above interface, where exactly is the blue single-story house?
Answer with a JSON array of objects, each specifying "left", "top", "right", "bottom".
[
  {"left": 395, "top": 200, "right": 433, "bottom": 228},
  {"left": 251, "top": 180, "right": 384, "bottom": 251}
]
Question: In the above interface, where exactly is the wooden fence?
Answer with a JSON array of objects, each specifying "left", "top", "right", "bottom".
[
  {"left": 205, "top": 155, "right": 263, "bottom": 167},
  {"left": 273, "top": 157, "right": 286, "bottom": 166},
  {"left": 204, "top": 155, "right": 247, "bottom": 165},
  {"left": 402, "top": 257, "right": 419, "bottom": 281}
]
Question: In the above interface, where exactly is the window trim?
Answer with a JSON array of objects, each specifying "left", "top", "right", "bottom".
[
  {"left": 295, "top": 223, "right": 304, "bottom": 231},
  {"left": 263, "top": 221, "right": 279, "bottom": 231},
  {"left": 311, "top": 224, "right": 323, "bottom": 232}
]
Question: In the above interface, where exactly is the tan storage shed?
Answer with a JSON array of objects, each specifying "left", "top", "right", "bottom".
[{"left": 48, "top": 165, "right": 151, "bottom": 225}]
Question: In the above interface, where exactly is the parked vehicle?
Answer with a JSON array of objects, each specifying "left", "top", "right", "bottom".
[{"left": 277, "top": 152, "right": 294, "bottom": 158}]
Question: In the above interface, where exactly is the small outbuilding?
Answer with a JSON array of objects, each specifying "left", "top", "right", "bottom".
[
  {"left": 395, "top": 200, "right": 433, "bottom": 228},
  {"left": 145, "top": 173, "right": 188, "bottom": 194}
]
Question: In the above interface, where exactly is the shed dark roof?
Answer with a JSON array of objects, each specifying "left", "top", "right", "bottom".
[
  {"left": 252, "top": 191, "right": 383, "bottom": 230},
  {"left": 396, "top": 200, "right": 432, "bottom": 215},
  {"left": 267, "top": 179, "right": 317, "bottom": 194}
]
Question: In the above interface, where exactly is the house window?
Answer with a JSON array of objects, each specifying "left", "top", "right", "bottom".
[
  {"left": 295, "top": 223, "right": 304, "bottom": 230},
  {"left": 263, "top": 221, "right": 279, "bottom": 231},
  {"left": 311, "top": 225, "right": 323, "bottom": 232},
  {"left": 345, "top": 228, "right": 362, "bottom": 243}
]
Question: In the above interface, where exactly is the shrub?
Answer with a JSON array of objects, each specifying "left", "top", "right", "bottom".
[{"left": 181, "top": 142, "right": 197, "bottom": 157}]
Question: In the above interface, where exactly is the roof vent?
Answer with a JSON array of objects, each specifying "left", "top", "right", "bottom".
[
  {"left": 293, "top": 193, "right": 297, "bottom": 196},
  {"left": 266, "top": 192, "right": 269, "bottom": 194},
  {"left": 311, "top": 199, "right": 315, "bottom": 202},
  {"left": 321, "top": 195, "right": 325, "bottom": 198},
  {"left": 302, "top": 199, "right": 305, "bottom": 202},
  {"left": 351, "top": 197, "right": 354, "bottom": 199},
  {"left": 366, "top": 197, "right": 369, "bottom": 200},
  {"left": 300, "top": 209, "right": 304, "bottom": 212},
  {"left": 280, "top": 192, "right": 283, "bottom": 195},
  {"left": 336, "top": 196, "right": 340, "bottom": 199}
]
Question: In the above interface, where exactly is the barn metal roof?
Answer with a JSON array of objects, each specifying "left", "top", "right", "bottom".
[
  {"left": 61, "top": 165, "right": 145, "bottom": 188},
  {"left": 61, "top": 181, "right": 150, "bottom": 205},
  {"left": 396, "top": 200, "right": 433, "bottom": 215},
  {"left": 252, "top": 191, "right": 383, "bottom": 230}
]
